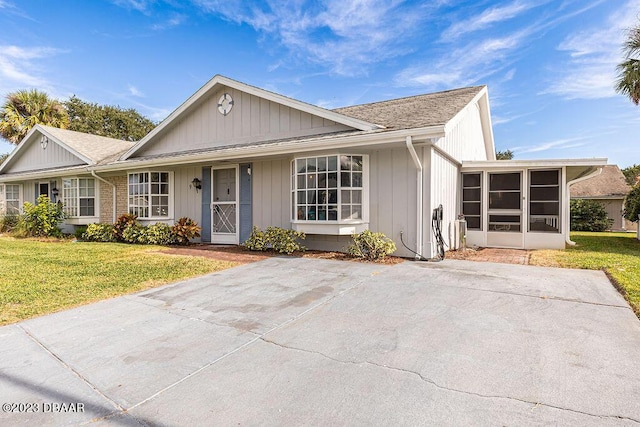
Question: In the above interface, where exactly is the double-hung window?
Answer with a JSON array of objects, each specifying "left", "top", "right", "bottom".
[
  {"left": 128, "top": 172, "right": 171, "bottom": 219},
  {"left": 291, "top": 154, "right": 367, "bottom": 233},
  {"left": 0, "top": 184, "right": 22, "bottom": 215},
  {"left": 62, "top": 178, "right": 96, "bottom": 217}
]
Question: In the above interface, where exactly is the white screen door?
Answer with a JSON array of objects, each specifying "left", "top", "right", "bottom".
[{"left": 211, "top": 166, "right": 239, "bottom": 244}]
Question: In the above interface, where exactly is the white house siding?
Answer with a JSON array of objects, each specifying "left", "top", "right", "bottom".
[
  {"left": 425, "top": 147, "right": 460, "bottom": 257},
  {"left": 137, "top": 86, "right": 353, "bottom": 158},
  {"left": 171, "top": 165, "right": 203, "bottom": 224},
  {"left": 249, "top": 146, "right": 419, "bottom": 258},
  {"left": 436, "top": 102, "right": 487, "bottom": 161},
  {"left": 5, "top": 136, "right": 85, "bottom": 174}
]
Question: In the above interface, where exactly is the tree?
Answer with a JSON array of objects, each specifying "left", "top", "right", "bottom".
[
  {"left": 616, "top": 24, "right": 640, "bottom": 105},
  {"left": 570, "top": 199, "right": 613, "bottom": 231},
  {"left": 623, "top": 185, "right": 640, "bottom": 223},
  {"left": 0, "top": 153, "right": 8, "bottom": 164},
  {"left": 0, "top": 89, "right": 69, "bottom": 144},
  {"left": 65, "top": 96, "right": 156, "bottom": 141},
  {"left": 496, "top": 149, "right": 514, "bottom": 160},
  {"left": 622, "top": 164, "right": 640, "bottom": 186}
]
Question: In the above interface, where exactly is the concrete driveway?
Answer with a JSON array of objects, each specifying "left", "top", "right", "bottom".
[{"left": 1, "top": 257, "right": 639, "bottom": 426}]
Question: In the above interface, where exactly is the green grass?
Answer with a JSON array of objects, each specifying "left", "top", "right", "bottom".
[
  {"left": 0, "top": 237, "right": 238, "bottom": 325},
  {"left": 530, "top": 231, "right": 640, "bottom": 317}
]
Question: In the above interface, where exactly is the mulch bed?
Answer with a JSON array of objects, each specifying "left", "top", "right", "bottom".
[{"left": 157, "top": 244, "right": 405, "bottom": 265}]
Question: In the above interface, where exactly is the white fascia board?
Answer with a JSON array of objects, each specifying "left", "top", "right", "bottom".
[
  {"left": 0, "top": 165, "right": 90, "bottom": 182},
  {"left": 97, "top": 125, "right": 446, "bottom": 172},
  {"left": 121, "top": 75, "right": 383, "bottom": 161},
  {"left": 461, "top": 158, "right": 608, "bottom": 170}
]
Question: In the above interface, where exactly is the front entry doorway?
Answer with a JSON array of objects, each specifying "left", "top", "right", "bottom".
[{"left": 211, "top": 166, "right": 239, "bottom": 244}]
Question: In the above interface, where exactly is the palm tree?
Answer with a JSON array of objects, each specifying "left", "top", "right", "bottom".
[
  {"left": 616, "top": 25, "right": 640, "bottom": 105},
  {"left": 0, "top": 89, "right": 69, "bottom": 144}
]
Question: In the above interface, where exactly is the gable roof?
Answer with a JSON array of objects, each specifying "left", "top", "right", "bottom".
[
  {"left": 0, "top": 124, "right": 136, "bottom": 174},
  {"left": 334, "top": 86, "right": 486, "bottom": 130},
  {"left": 121, "top": 75, "right": 384, "bottom": 160},
  {"left": 570, "top": 165, "right": 631, "bottom": 198}
]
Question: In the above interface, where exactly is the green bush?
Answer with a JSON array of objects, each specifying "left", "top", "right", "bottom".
[
  {"left": 347, "top": 230, "right": 397, "bottom": 261},
  {"left": 83, "top": 223, "right": 117, "bottom": 242},
  {"left": 146, "top": 222, "right": 173, "bottom": 245},
  {"left": 74, "top": 226, "right": 88, "bottom": 240},
  {"left": 122, "top": 224, "right": 149, "bottom": 244},
  {"left": 243, "top": 226, "right": 268, "bottom": 251},
  {"left": 243, "top": 226, "right": 306, "bottom": 254},
  {"left": 171, "top": 217, "right": 201, "bottom": 245},
  {"left": 570, "top": 199, "right": 614, "bottom": 232},
  {"left": 0, "top": 214, "right": 19, "bottom": 233},
  {"left": 15, "top": 195, "right": 65, "bottom": 237},
  {"left": 113, "top": 213, "right": 138, "bottom": 242},
  {"left": 623, "top": 185, "right": 640, "bottom": 223}
]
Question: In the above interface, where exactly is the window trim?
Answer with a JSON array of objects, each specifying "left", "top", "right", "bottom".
[
  {"left": 127, "top": 171, "right": 174, "bottom": 220},
  {"left": 0, "top": 183, "right": 23, "bottom": 215},
  {"left": 62, "top": 177, "right": 97, "bottom": 218},
  {"left": 290, "top": 154, "right": 369, "bottom": 235}
]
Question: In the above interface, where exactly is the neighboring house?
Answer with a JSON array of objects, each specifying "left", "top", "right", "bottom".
[
  {"left": 0, "top": 75, "right": 606, "bottom": 257},
  {"left": 570, "top": 165, "right": 637, "bottom": 232}
]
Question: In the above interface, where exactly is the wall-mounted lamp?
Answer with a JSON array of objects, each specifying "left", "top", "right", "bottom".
[
  {"left": 247, "top": 167, "right": 251, "bottom": 176},
  {"left": 51, "top": 187, "right": 59, "bottom": 200},
  {"left": 40, "top": 135, "right": 49, "bottom": 149},
  {"left": 191, "top": 177, "right": 202, "bottom": 192}
]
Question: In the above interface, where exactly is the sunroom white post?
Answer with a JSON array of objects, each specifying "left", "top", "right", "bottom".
[{"left": 406, "top": 136, "right": 423, "bottom": 259}]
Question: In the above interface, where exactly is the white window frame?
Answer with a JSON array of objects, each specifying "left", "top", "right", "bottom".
[
  {"left": 62, "top": 177, "right": 97, "bottom": 218},
  {"left": 0, "top": 183, "right": 22, "bottom": 215},
  {"left": 127, "top": 171, "right": 174, "bottom": 220},
  {"left": 290, "top": 154, "right": 369, "bottom": 235}
]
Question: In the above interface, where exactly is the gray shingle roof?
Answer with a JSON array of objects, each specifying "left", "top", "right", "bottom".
[
  {"left": 571, "top": 165, "right": 631, "bottom": 198},
  {"left": 41, "top": 125, "right": 136, "bottom": 165},
  {"left": 333, "top": 86, "right": 485, "bottom": 130}
]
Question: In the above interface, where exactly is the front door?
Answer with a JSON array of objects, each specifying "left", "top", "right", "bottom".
[
  {"left": 211, "top": 166, "right": 239, "bottom": 244},
  {"left": 486, "top": 171, "right": 524, "bottom": 248}
]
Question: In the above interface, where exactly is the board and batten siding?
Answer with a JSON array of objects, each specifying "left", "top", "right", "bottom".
[
  {"left": 5, "top": 136, "right": 85, "bottom": 174},
  {"left": 435, "top": 102, "right": 488, "bottom": 161},
  {"left": 170, "top": 165, "right": 202, "bottom": 224},
  {"left": 425, "top": 148, "right": 461, "bottom": 257},
  {"left": 137, "top": 86, "right": 354, "bottom": 158},
  {"left": 250, "top": 147, "right": 420, "bottom": 258}
]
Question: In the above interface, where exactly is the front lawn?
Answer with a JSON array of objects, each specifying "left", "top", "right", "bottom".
[
  {"left": 0, "top": 237, "right": 238, "bottom": 325},
  {"left": 530, "top": 232, "right": 640, "bottom": 316}
]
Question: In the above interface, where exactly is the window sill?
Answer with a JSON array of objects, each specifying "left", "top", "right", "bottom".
[
  {"left": 291, "top": 221, "right": 369, "bottom": 235},
  {"left": 65, "top": 217, "right": 99, "bottom": 225}
]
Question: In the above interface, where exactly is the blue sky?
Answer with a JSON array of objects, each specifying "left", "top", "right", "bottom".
[{"left": 0, "top": 0, "right": 639, "bottom": 167}]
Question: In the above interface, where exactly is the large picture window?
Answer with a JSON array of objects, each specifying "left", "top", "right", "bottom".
[
  {"left": 291, "top": 155, "right": 365, "bottom": 222},
  {"left": 128, "top": 172, "right": 171, "bottom": 218},
  {"left": 1, "top": 184, "right": 21, "bottom": 214},
  {"left": 62, "top": 178, "right": 95, "bottom": 217}
]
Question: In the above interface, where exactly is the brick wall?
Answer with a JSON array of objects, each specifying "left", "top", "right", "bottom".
[{"left": 99, "top": 175, "right": 128, "bottom": 223}]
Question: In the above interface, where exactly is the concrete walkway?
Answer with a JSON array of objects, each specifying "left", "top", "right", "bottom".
[{"left": 1, "top": 258, "right": 639, "bottom": 426}]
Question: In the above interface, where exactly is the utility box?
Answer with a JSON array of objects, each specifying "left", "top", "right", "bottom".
[{"left": 453, "top": 219, "right": 467, "bottom": 250}]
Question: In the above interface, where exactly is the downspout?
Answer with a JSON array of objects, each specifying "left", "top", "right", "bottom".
[
  {"left": 565, "top": 167, "right": 602, "bottom": 246},
  {"left": 90, "top": 170, "right": 117, "bottom": 223},
  {"left": 405, "top": 136, "right": 423, "bottom": 259}
]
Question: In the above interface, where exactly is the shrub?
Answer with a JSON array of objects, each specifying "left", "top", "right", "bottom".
[
  {"left": 0, "top": 214, "right": 19, "bottom": 233},
  {"left": 243, "top": 226, "right": 268, "bottom": 251},
  {"left": 113, "top": 213, "right": 138, "bottom": 242},
  {"left": 74, "top": 226, "right": 88, "bottom": 240},
  {"left": 15, "top": 195, "right": 65, "bottom": 237},
  {"left": 146, "top": 222, "right": 173, "bottom": 245},
  {"left": 171, "top": 217, "right": 201, "bottom": 245},
  {"left": 570, "top": 199, "right": 614, "bottom": 232},
  {"left": 83, "top": 223, "right": 116, "bottom": 242},
  {"left": 122, "top": 224, "right": 148, "bottom": 244},
  {"left": 265, "top": 226, "right": 306, "bottom": 254},
  {"left": 623, "top": 185, "right": 640, "bottom": 224},
  {"left": 347, "top": 230, "right": 397, "bottom": 261}
]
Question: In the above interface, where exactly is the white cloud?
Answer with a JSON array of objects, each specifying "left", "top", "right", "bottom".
[
  {"left": 543, "top": 0, "right": 640, "bottom": 99},
  {"left": 513, "top": 136, "right": 589, "bottom": 154},
  {"left": 127, "top": 85, "right": 144, "bottom": 97},
  {"left": 110, "top": 0, "right": 151, "bottom": 13},
  {"left": 0, "top": 46, "right": 63, "bottom": 95},
  {"left": 151, "top": 13, "right": 186, "bottom": 30},
  {"left": 441, "top": 0, "right": 541, "bottom": 41}
]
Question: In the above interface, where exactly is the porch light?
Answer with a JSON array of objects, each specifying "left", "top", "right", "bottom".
[
  {"left": 191, "top": 177, "right": 202, "bottom": 191},
  {"left": 51, "top": 187, "right": 59, "bottom": 197}
]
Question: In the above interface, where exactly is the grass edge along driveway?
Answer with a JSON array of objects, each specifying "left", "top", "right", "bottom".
[
  {"left": 530, "top": 231, "right": 640, "bottom": 317},
  {"left": 0, "top": 237, "right": 238, "bottom": 325}
]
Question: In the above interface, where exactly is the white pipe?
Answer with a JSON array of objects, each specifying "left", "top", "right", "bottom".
[
  {"left": 565, "top": 166, "right": 602, "bottom": 246},
  {"left": 91, "top": 170, "right": 117, "bottom": 223},
  {"left": 406, "top": 136, "right": 423, "bottom": 259}
]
